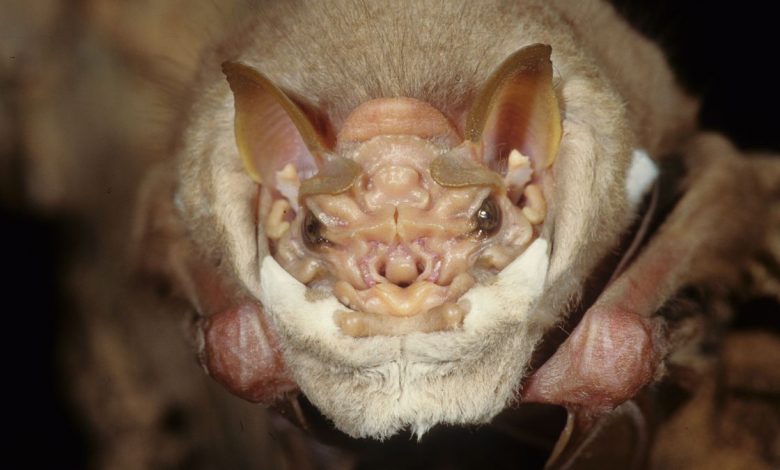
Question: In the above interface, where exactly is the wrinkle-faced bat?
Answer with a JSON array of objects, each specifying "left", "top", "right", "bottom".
[{"left": 126, "top": 0, "right": 780, "bottom": 465}]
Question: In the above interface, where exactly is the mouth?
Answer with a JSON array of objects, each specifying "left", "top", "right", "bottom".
[
  {"left": 256, "top": 237, "right": 550, "bottom": 437},
  {"left": 333, "top": 302, "right": 467, "bottom": 337},
  {"left": 308, "top": 237, "right": 544, "bottom": 342},
  {"left": 260, "top": 236, "right": 549, "bottom": 343},
  {"left": 332, "top": 271, "right": 476, "bottom": 336}
]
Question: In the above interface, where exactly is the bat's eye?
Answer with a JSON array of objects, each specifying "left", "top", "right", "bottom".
[
  {"left": 472, "top": 197, "right": 501, "bottom": 238},
  {"left": 303, "top": 210, "right": 328, "bottom": 249}
]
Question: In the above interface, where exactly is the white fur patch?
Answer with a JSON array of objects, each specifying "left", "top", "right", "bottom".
[
  {"left": 259, "top": 239, "right": 549, "bottom": 438},
  {"left": 626, "top": 149, "right": 658, "bottom": 208}
]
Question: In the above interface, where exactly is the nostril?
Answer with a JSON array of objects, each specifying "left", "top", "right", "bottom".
[{"left": 416, "top": 260, "right": 425, "bottom": 275}]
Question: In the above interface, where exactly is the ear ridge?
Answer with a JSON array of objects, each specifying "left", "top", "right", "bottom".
[
  {"left": 223, "top": 62, "right": 330, "bottom": 186},
  {"left": 465, "top": 44, "right": 562, "bottom": 173}
]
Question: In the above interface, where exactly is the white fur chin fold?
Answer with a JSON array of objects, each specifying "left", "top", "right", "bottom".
[
  {"left": 259, "top": 239, "right": 549, "bottom": 439},
  {"left": 626, "top": 149, "right": 658, "bottom": 208}
]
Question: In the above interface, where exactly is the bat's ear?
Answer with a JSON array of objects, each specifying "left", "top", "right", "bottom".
[
  {"left": 465, "top": 44, "right": 562, "bottom": 174},
  {"left": 223, "top": 62, "right": 334, "bottom": 189}
]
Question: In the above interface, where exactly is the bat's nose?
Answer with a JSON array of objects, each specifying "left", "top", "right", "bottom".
[
  {"left": 378, "top": 246, "right": 425, "bottom": 287},
  {"left": 382, "top": 256, "right": 422, "bottom": 287},
  {"left": 363, "top": 165, "right": 429, "bottom": 209}
]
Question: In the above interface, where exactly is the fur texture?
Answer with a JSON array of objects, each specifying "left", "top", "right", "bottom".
[
  {"left": 261, "top": 240, "right": 548, "bottom": 437},
  {"left": 173, "top": 0, "right": 697, "bottom": 437}
]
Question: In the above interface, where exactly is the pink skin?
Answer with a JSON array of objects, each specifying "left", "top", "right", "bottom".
[
  {"left": 201, "top": 212, "right": 668, "bottom": 415},
  {"left": 266, "top": 98, "right": 531, "bottom": 318},
  {"left": 522, "top": 306, "right": 661, "bottom": 412},
  {"left": 186, "top": 255, "right": 296, "bottom": 404},
  {"left": 521, "top": 241, "right": 676, "bottom": 411},
  {"left": 521, "top": 148, "right": 754, "bottom": 412},
  {"left": 280, "top": 134, "right": 533, "bottom": 317},
  {"left": 209, "top": 152, "right": 733, "bottom": 418},
  {"left": 201, "top": 302, "right": 297, "bottom": 404},
  {"left": 337, "top": 97, "right": 461, "bottom": 146},
  {"left": 302, "top": 141, "right": 506, "bottom": 317}
]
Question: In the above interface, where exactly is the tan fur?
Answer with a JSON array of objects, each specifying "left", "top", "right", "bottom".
[
  {"left": 171, "top": 0, "right": 700, "bottom": 437},
  {"left": 549, "top": 0, "right": 699, "bottom": 156}
]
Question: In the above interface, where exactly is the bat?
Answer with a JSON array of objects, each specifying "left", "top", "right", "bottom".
[
  {"left": 86, "top": 0, "right": 780, "bottom": 467},
  {"left": 152, "top": 0, "right": 772, "bottom": 448}
]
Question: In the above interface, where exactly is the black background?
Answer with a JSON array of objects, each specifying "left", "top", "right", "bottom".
[{"left": 612, "top": 0, "right": 780, "bottom": 151}]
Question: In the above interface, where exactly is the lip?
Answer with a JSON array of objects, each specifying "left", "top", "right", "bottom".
[
  {"left": 259, "top": 237, "right": 549, "bottom": 349},
  {"left": 334, "top": 302, "right": 466, "bottom": 337},
  {"left": 333, "top": 272, "right": 475, "bottom": 318}
]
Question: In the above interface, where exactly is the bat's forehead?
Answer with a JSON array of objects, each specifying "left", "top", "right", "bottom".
[
  {"left": 337, "top": 97, "right": 461, "bottom": 146},
  {"left": 349, "top": 134, "right": 441, "bottom": 173},
  {"left": 334, "top": 96, "right": 466, "bottom": 210}
]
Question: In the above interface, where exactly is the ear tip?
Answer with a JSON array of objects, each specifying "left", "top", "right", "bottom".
[
  {"left": 223, "top": 61, "right": 254, "bottom": 84},
  {"left": 221, "top": 61, "right": 237, "bottom": 76},
  {"left": 222, "top": 61, "right": 261, "bottom": 85},
  {"left": 521, "top": 43, "right": 553, "bottom": 64},
  {"left": 222, "top": 61, "right": 243, "bottom": 91},
  {"left": 532, "top": 43, "right": 552, "bottom": 53}
]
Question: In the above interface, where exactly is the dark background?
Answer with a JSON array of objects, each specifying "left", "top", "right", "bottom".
[
  {"left": 3, "top": 1, "right": 779, "bottom": 467},
  {"left": 613, "top": 0, "right": 780, "bottom": 151}
]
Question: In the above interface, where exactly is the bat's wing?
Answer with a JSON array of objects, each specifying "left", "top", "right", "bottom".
[{"left": 524, "top": 133, "right": 780, "bottom": 468}]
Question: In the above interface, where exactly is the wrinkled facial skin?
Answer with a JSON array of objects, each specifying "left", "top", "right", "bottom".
[{"left": 266, "top": 135, "right": 540, "bottom": 335}]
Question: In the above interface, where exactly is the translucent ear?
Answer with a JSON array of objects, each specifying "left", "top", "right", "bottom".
[
  {"left": 223, "top": 62, "right": 332, "bottom": 189},
  {"left": 465, "top": 44, "right": 562, "bottom": 173}
]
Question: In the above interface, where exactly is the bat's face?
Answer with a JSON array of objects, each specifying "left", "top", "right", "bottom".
[
  {"left": 182, "top": 32, "right": 662, "bottom": 440},
  {"left": 219, "top": 47, "right": 566, "bottom": 437},
  {"left": 270, "top": 103, "right": 541, "bottom": 335}
]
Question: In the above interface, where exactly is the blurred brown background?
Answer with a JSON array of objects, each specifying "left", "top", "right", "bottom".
[{"left": 1, "top": 0, "right": 778, "bottom": 468}]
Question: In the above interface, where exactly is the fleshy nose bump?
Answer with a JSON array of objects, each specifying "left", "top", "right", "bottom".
[
  {"left": 375, "top": 166, "right": 419, "bottom": 194},
  {"left": 364, "top": 165, "right": 429, "bottom": 208},
  {"left": 383, "top": 250, "right": 423, "bottom": 287}
]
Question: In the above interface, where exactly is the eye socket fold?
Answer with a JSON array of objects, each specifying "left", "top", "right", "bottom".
[
  {"left": 302, "top": 210, "right": 328, "bottom": 249},
  {"left": 472, "top": 197, "right": 501, "bottom": 239}
]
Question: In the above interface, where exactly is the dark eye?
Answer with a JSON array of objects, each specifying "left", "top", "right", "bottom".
[
  {"left": 472, "top": 197, "right": 501, "bottom": 238},
  {"left": 303, "top": 210, "right": 328, "bottom": 249}
]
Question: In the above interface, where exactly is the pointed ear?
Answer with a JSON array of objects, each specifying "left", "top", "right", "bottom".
[
  {"left": 222, "top": 62, "right": 333, "bottom": 188},
  {"left": 466, "top": 44, "right": 562, "bottom": 173}
]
